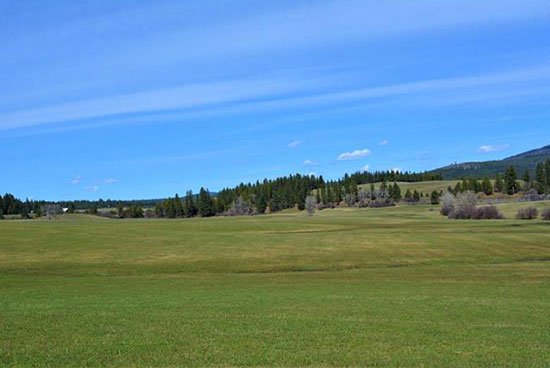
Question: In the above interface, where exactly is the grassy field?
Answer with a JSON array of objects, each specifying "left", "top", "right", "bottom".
[{"left": 1, "top": 203, "right": 549, "bottom": 366}]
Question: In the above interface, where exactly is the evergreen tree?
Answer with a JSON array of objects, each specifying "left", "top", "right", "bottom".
[
  {"left": 412, "top": 189, "right": 420, "bottom": 202},
  {"left": 154, "top": 203, "right": 164, "bottom": 218},
  {"left": 320, "top": 185, "right": 327, "bottom": 205},
  {"left": 535, "top": 162, "right": 546, "bottom": 194},
  {"left": 117, "top": 203, "right": 124, "bottom": 217},
  {"left": 504, "top": 166, "right": 519, "bottom": 195},
  {"left": 469, "top": 178, "right": 481, "bottom": 193},
  {"left": 256, "top": 189, "right": 268, "bottom": 214},
  {"left": 481, "top": 177, "right": 493, "bottom": 195},
  {"left": 198, "top": 187, "right": 215, "bottom": 217},
  {"left": 453, "top": 182, "right": 462, "bottom": 195},
  {"left": 183, "top": 190, "right": 197, "bottom": 217},
  {"left": 326, "top": 185, "right": 334, "bottom": 206},
  {"left": 404, "top": 189, "right": 412, "bottom": 202},
  {"left": 430, "top": 190, "right": 440, "bottom": 205},
  {"left": 391, "top": 182, "right": 402, "bottom": 202},
  {"left": 369, "top": 183, "right": 375, "bottom": 200},
  {"left": 174, "top": 194, "right": 184, "bottom": 217},
  {"left": 494, "top": 174, "right": 504, "bottom": 193},
  {"left": 521, "top": 170, "right": 530, "bottom": 191},
  {"left": 164, "top": 198, "right": 176, "bottom": 218}
]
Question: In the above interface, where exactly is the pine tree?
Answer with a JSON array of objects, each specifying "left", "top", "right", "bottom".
[
  {"left": 430, "top": 190, "right": 440, "bottom": 205},
  {"left": 174, "top": 194, "right": 184, "bottom": 217},
  {"left": 481, "top": 177, "right": 493, "bottom": 195},
  {"left": 315, "top": 189, "right": 321, "bottom": 204},
  {"left": 494, "top": 174, "right": 504, "bottom": 193},
  {"left": 453, "top": 182, "right": 462, "bottom": 195},
  {"left": 117, "top": 203, "right": 124, "bottom": 217},
  {"left": 535, "top": 162, "right": 545, "bottom": 194},
  {"left": 412, "top": 189, "right": 420, "bottom": 202},
  {"left": 504, "top": 166, "right": 519, "bottom": 195},
  {"left": 183, "top": 190, "right": 197, "bottom": 217},
  {"left": 164, "top": 198, "right": 176, "bottom": 218},
  {"left": 256, "top": 189, "right": 267, "bottom": 214},
  {"left": 392, "top": 182, "right": 401, "bottom": 202},
  {"left": 198, "top": 187, "right": 214, "bottom": 217},
  {"left": 522, "top": 170, "right": 531, "bottom": 191}
]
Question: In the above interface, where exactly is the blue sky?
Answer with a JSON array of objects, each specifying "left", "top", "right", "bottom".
[{"left": 1, "top": 0, "right": 550, "bottom": 200}]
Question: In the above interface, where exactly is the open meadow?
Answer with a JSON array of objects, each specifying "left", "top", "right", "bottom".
[{"left": 1, "top": 203, "right": 549, "bottom": 367}]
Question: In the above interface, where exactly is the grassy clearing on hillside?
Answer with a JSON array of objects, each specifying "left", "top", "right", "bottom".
[{"left": 1, "top": 202, "right": 549, "bottom": 366}]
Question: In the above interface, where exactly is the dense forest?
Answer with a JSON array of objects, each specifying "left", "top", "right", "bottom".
[{"left": 2, "top": 161, "right": 550, "bottom": 219}]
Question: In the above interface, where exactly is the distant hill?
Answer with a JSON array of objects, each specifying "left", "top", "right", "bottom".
[{"left": 429, "top": 145, "right": 550, "bottom": 179}]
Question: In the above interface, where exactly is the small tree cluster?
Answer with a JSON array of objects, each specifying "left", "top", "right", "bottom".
[
  {"left": 535, "top": 159, "right": 550, "bottom": 194},
  {"left": 119, "top": 205, "right": 144, "bottom": 218}
]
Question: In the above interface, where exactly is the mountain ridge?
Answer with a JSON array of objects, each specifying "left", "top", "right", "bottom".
[{"left": 429, "top": 144, "right": 550, "bottom": 179}]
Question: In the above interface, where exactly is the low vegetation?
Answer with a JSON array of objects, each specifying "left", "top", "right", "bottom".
[
  {"left": 1, "top": 203, "right": 548, "bottom": 366},
  {"left": 1, "top": 160, "right": 550, "bottom": 220},
  {"left": 516, "top": 206, "right": 539, "bottom": 220},
  {"left": 440, "top": 191, "right": 503, "bottom": 220}
]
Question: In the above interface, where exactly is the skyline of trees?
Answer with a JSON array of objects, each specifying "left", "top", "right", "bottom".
[{"left": 2, "top": 160, "right": 550, "bottom": 219}]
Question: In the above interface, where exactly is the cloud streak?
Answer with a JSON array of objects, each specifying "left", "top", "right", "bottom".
[
  {"left": 479, "top": 144, "right": 510, "bottom": 153},
  {"left": 84, "top": 185, "right": 99, "bottom": 192},
  {"left": 2, "top": 64, "right": 550, "bottom": 133},
  {"left": 338, "top": 148, "right": 370, "bottom": 161},
  {"left": 287, "top": 140, "right": 302, "bottom": 148},
  {"left": 69, "top": 175, "right": 82, "bottom": 185}
]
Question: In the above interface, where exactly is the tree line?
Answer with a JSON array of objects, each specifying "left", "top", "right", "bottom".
[
  {"left": 1, "top": 161, "right": 549, "bottom": 219},
  {"left": 446, "top": 161, "right": 550, "bottom": 196}
]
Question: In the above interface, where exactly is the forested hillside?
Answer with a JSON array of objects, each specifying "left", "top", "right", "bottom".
[{"left": 430, "top": 145, "right": 550, "bottom": 179}]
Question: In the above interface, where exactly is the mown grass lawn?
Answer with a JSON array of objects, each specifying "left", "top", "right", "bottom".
[{"left": 1, "top": 203, "right": 549, "bottom": 366}]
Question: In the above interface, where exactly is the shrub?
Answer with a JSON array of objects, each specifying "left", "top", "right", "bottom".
[
  {"left": 516, "top": 207, "right": 538, "bottom": 220},
  {"left": 368, "top": 198, "right": 395, "bottom": 208},
  {"left": 440, "top": 192, "right": 454, "bottom": 216},
  {"left": 471, "top": 205, "right": 503, "bottom": 219},
  {"left": 541, "top": 208, "right": 550, "bottom": 221},
  {"left": 448, "top": 191, "right": 478, "bottom": 219}
]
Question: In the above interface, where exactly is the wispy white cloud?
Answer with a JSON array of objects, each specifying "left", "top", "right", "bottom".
[
  {"left": 338, "top": 148, "right": 370, "bottom": 161},
  {"left": 104, "top": 178, "right": 118, "bottom": 184},
  {"left": 84, "top": 185, "right": 99, "bottom": 192},
  {"left": 306, "top": 172, "right": 317, "bottom": 177},
  {"left": 0, "top": 77, "right": 321, "bottom": 131},
  {"left": 6, "top": 0, "right": 545, "bottom": 74},
  {"left": 361, "top": 164, "right": 370, "bottom": 172},
  {"left": 479, "top": 144, "right": 510, "bottom": 153},
  {"left": 287, "top": 140, "right": 302, "bottom": 148},
  {"left": 391, "top": 167, "right": 401, "bottom": 173},
  {"left": 3, "top": 64, "right": 550, "bottom": 134},
  {"left": 69, "top": 175, "right": 82, "bottom": 185},
  {"left": 379, "top": 139, "right": 388, "bottom": 146},
  {"left": 303, "top": 159, "right": 316, "bottom": 166}
]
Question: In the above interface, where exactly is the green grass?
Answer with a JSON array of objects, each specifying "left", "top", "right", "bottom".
[
  {"left": 359, "top": 180, "right": 460, "bottom": 195},
  {"left": 1, "top": 203, "right": 549, "bottom": 366}
]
